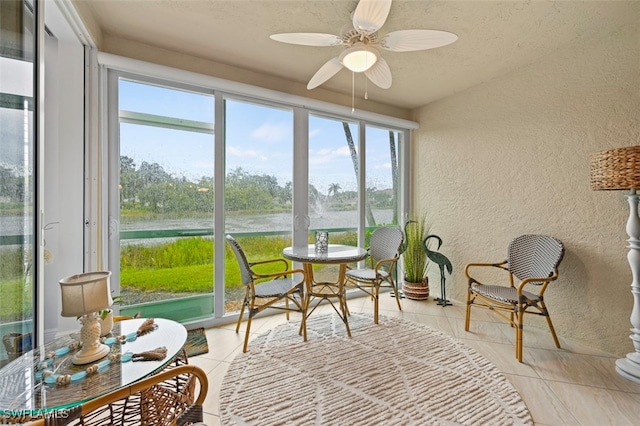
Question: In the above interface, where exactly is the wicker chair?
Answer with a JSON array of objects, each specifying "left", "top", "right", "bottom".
[
  {"left": 226, "top": 234, "right": 307, "bottom": 352},
  {"left": 345, "top": 227, "right": 404, "bottom": 324},
  {"left": 464, "top": 234, "right": 565, "bottom": 362},
  {"left": 21, "top": 363, "right": 208, "bottom": 426}
]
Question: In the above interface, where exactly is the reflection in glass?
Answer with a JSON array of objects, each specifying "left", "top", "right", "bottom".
[
  {"left": 118, "top": 79, "right": 215, "bottom": 321},
  {"left": 0, "top": 0, "right": 35, "bottom": 366},
  {"left": 365, "top": 125, "right": 401, "bottom": 229},
  {"left": 308, "top": 115, "right": 360, "bottom": 280},
  {"left": 224, "top": 99, "right": 293, "bottom": 314}
]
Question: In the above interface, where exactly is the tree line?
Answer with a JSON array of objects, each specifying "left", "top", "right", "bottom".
[{"left": 119, "top": 156, "right": 394, "bottom": 215}]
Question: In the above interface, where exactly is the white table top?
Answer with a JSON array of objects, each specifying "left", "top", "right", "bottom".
[{"left": 282, "top": 244, "right": 368, "bottom": 264}]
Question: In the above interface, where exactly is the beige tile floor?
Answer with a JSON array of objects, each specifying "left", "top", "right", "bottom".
[{"left": 188, "top": 294, "right": 640, "bottom": 426}]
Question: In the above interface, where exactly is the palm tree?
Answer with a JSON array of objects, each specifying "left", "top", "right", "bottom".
[
  {"left": 342, "top": 122, "right": 377, "bottom": 226},
  {"left": 308, "top": 184, "right": 320, "bottom": 205},
  {"left": 388, "top": 131, "right": 398, "bottom": 224},
  {"left": 328, "top": 183, "right": 341, "bottom": 198}
]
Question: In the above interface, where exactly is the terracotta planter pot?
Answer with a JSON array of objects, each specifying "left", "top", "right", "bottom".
[{"left": 402, "top": 277, "right": 430, "bottom": 300}]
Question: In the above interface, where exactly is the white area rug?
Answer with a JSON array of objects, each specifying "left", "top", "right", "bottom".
[{"left": 220, "top": 313, "right": 533, "bottom": 425}]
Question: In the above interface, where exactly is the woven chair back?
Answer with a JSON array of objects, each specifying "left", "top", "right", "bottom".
[
  {"left": 369, "top": 227, "right": 404, "bottom": 265},
  {"left": 226, "top": 235, "right": 254, "bottom": 286},
  {"left": 507, "top": 234, "right": 565, "bottom": 284}
]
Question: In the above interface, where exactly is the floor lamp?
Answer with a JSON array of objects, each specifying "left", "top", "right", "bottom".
[{"left": 590, "top": 145, "right": 640, "bottom": 384}]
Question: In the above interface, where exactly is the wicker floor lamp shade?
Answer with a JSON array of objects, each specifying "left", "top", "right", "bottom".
[
  {"left": 590, "top": 145, "right": 640, "bottom": 384},
  {"left": 590, "top": 145, "right": 640, "bottom": 191}
]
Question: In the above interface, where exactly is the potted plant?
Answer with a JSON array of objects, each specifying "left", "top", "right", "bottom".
[
  {"left": 401, "top": 213, "right": 431, "bottom": 300},
  {"left": 97, "top": 294, "right": 122, "bottom": 337}
]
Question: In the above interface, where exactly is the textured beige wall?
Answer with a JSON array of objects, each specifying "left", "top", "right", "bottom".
[{"left": 411, "top": 21, "right": 639, "bottom": 357}]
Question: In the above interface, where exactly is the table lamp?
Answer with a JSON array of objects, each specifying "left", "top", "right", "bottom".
[
  {"left": 590, "top": 145, "right": 640, "bottom": 383},
  {"left": 59, "top": 271, "right": 113, "bottom": 365}
]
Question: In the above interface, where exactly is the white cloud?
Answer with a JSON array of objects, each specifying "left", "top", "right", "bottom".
[
  {"left": 228, "top": 146, "right": 259, "bottom": 158},
  {"left": 251, "top": 122, "right": 289, "bottom": 143},
  {"left": 310, "top": 145, "right": 352, "bottom": 165},
  {"left": 334, "top": 146, "right": 352, "bottom": 156},
  {"left": 309, "top": 128, "right": 321, "bottom": 138}
]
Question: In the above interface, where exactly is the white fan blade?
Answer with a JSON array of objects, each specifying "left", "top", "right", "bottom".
[
  {"left": 352, "top": 0, "right": 392, "bottom": 34},
  {"left": 270, "top": 33, "right": 342, "bottom": 47},
  {"left": 364, "top": 56, "right": 392, "bottom": 89},
  {"left": 307, "top": 57, "right": 344, "bottom": 89},
  {"left": 379, "top": 29, "right": 458, "bottom": 52}
]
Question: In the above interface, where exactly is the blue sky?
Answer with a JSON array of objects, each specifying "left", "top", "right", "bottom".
[{"left": 119, "top": 80, "right": 396, "bottom": 195}]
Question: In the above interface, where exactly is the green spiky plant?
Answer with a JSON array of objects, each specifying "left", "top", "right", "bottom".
[
  {"left": 402, "top": 212, "right": 431, "bottom": 283},
  {"left": 99, "top": 295, "right": 122, "bottom": 319}
]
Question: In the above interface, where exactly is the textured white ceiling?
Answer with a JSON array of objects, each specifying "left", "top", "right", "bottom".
[{"left": 72, "top": 0, "right": 639, "bottom": 110}]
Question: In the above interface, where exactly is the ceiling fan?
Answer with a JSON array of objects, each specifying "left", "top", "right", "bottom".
[{"left": 270, "top": 0, "right": 458, "bottom": 91}]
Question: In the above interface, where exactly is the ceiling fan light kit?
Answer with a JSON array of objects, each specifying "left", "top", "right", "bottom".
[
  {"left": 270, "top": 0, "right": 458, "bottom": 107},
  {"left": 340, "top": 45, "right": 379, "bottom": 72}
]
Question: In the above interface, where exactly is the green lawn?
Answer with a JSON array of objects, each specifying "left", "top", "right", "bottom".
[
  {"left": 0, "top": 232, "right": 361, "bottom": 321},
  {"left": 120, "top": 235, "right": 297, "bottom": 293},
  {"left": 122, "top": 263, "right": 215, "bottom": 292},
  {"left": 0, "top": 279, "right": 33, "bottom": 322}
]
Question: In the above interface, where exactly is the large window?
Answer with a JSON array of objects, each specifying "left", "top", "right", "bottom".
[
  {"left": 105, "top": 64, "right": 413, "bottom": 325},
  {"left": 224, "top": 99, "right": 293, "bottom": 313},
  {"left": 0, "top": 0, "right": 36, "bottom": 365},
  {"left": 308, "top": 115, "right": 359, "bottom": 235},
  {"left": 1, "top": 0, "right": 91, "bottom": 349},
  {"left": 117, "top": 79, "right": 215, "bottom": 321},
  {"left": 365, "top": 125, "right": 402, "bottom": 229}
]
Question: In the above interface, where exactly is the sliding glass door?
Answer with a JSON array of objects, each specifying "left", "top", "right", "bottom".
[
  {"left": 117, "top": 78, "right": 215, "bottom": 321},
  {"left": 364, "top": 125, "right": 402, "bottom": 229},
  {"left": 0, "top": 0, "right": 35, "bottom": 365},
  {"left": 105, "top": 66, "right": 410, "bottom": 324},
  {"left": 223, "top": 99, "right": 293, "bottom": 313},
  {"left": 306, "top": 115, "right": 358, "bottom": 280}
]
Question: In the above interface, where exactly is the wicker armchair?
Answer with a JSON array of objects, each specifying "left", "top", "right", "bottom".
[
  {"left": 345, "top": 227, "right": 404, "bottom": 323},
  {"left": 464, "top": 234, "right": 565, "bottom": 362},
  {"left": 226, "top": 235, "right": 307, "bottom": 352},
  {"left": 22, "top": 363, "right": 208, "bottom": 426}
]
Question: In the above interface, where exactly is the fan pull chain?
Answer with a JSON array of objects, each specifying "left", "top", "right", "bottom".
[
  {"left": 364, "top": 77, "right": 368, "bottom": 100},
  {"left": 351, "top": 72, "right": 355, "bottom": 113}
]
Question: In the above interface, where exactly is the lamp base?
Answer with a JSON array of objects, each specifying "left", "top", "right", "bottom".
[
  {"left": 72, "top": 312, "right": 111, "bottom": 365},
  {"left": 72, "top": 343, "right": 110, "bottom": 365},
  {"left": 616, "top": 354, "right": 640, "bottom": 384},
  {"left": 619, "top": 190, "right": 640, "bottom": 383}
]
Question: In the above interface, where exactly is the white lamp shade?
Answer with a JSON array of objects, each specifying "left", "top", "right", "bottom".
[
  {"left": 59, "top": 271, "right": 113, "bottom": 317},
  {"left": 340, "top": 46, "right": 379, "bottom": 72}
]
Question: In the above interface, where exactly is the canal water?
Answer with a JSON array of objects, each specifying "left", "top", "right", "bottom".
[
  {"left": 120, "top": 209, "right": 394, "bottom": 232},
  {"left": 1, "top": 209, "right": 395, "bottom": 247}
]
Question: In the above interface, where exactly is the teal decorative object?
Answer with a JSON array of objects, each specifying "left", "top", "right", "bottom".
[{"left": 423, "top": 235, "right": 453, "bottom": 306}]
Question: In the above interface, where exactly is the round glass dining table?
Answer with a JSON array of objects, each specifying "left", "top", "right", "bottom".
[
  {"left": 0, "top": 317, "right": 186, "bottom": 422},
  {"left": 282, "top": 244, "right": 368, "bottom": 336}
]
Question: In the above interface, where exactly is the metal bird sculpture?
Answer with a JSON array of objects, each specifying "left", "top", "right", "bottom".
[
  {"left": 392, "top": 220, "right": 418, "bottom": 299},
  {"left": 422, "top": 235, "right": 453, "bottom": 306},
  {"left": 400, "top": 220, "right": 415, "bottom": 254}
]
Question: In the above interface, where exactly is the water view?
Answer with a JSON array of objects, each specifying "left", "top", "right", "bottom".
[{"left": 121, "top": 209, "right": 394, "bottom": 234}]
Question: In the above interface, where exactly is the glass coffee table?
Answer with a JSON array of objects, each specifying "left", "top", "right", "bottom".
[{"left": 0, "top": 317, "right": 186, "bottom": 422}]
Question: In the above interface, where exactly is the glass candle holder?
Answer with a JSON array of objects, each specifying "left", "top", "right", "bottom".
[{"left": 315, "top": 231, "right": 329, "bottom": 253}]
